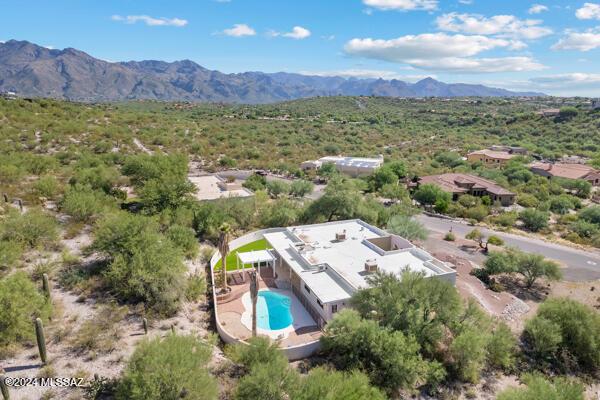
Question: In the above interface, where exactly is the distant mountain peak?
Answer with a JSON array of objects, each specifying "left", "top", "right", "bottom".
[{"left": 0, "top": 39, "right": 546, "bottom": 103}]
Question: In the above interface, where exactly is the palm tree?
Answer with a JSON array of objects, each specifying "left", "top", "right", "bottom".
[
  {"left": 249, "top": 269, "right": 259, "bottom": 337},
  {"left": 217, "top": 223, "right": 231, "bottom": 292}
]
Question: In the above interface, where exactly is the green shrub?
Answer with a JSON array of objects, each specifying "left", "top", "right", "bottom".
[
  {"left": 578, "top": 205, "right": 600, "bottom": 225},
  {"left": 492, "top": 211, "right": 518, "bottom": 228},
  {"left": 519, "top": 209, "right": 549, "bottom": 232},
  {"left": 0, "top": 240, "right": 24, "bottom": 271},
  {"left": 117, "top": 335, "right": 217, "bottom": 400},
  {"left": 93, "top": 213, "right": 187, "bottom": 315},
  {"left": 293, "top": 367, "right": 386, "bottom": 400},
  {"left": 444, "top": 232, "right": 456, "bottom": 241},
  {"left": 266, "top": 180, "right": 291, "bottom": 198},
  {"left": 487, "top": 235, "right": 504, "bottom": 246},
  {"left": 33, "top": 175, "right": 61, "bottom": 199},
  {"left": 413, "top": 184, "right": 451, "bottom": 208},
  {"left": 387, "top": 215, "right": 428, "bottom": 241},
  {"left": 289, "top": 180, "right": 314, "bottom": 197},
  {"left": 524, "top": 298, "right": 600, "bottom": 372},
  {"left": 517, "top": 194, "right": 539, "bottom": 208},
  {"left": 321, "top": 309, "right": 443, "bottom": 391},
  {"left": 185, "top": 273, "right": 206, "bottom": 302},
  {"left": 243, "top": 174, "right": 267, "bottom": 192},
  {"left": 166, "top": 224, "right": 199, "bottom": 259},
  {"left": 0, "top": 272, "right": 51, "bottom": 348},
  {"left": 60, "top": 184, "right": 115, "bottom": 222},
  {"left": 0, "top": 209, "right": 58, "bottom": 249}
]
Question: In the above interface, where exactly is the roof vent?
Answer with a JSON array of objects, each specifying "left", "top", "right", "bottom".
[
  {"left": 364, "top": 259, "right": 378, "bottom": 273},
  {"left": 335, "top": 230, "right": 347, "bottom": 241}
]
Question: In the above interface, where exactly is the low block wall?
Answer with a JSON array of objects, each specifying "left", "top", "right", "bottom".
[{"left": 210, "top": 228, "right": 322, "bottom": 360}]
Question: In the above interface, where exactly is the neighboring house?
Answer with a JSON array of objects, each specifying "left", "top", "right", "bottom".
[
  {"left": 537, "top": 108, "right": 561, "bottom": 117},
  {"left": 592, "top": 99, "right": 600, "bottom": 110},
  {"left": 488, "top": 145, "right": 528, "bottom": 155},
  {"left": 559, "top": 155, "right": 590, "bottom": 165},
  {"left": 301, "top": 155, "right": 384, "bottom": 177},
  {"left": 418, "top": 173, "right": 516, "bottom": 206},
  {"left": 529, "top": 162, "right": 600, "bottom": 186},
  {"left": 261, "top": 220, "right": 456, "bottom": 326},
  {"left": 189, "top": 175, "right": 254, "bottom": 201},
  {"left": 466, "top": 149, "right": 516, "bottom": 166}
]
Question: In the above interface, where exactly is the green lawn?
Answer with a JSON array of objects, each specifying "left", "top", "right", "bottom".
[{"left": 214, "top": 238, "right": 272, "bottom": 271}]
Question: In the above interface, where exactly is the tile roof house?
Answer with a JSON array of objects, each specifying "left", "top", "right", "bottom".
[
  {"left": 467, "top": 149, "right": 516, "bottom": 166},
  {"left": 418, "top": 173, "right": 516, "bottom": 206},
  {"left": 530, "top": 162, "right": 600, "bottom": 186}
]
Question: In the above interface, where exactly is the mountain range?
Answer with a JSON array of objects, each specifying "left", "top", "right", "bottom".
[{"left": 0, "top": 40, "right": 545, "bottom": 103}]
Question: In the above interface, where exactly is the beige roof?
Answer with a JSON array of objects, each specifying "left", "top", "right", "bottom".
[
  {"left": 530, "top": 162, "right": 599, "bottom": 180},
  {"left": 419, "top": 173, "right": 515, "bottom": 196},
  {"left": 468, "top": 149, "right": 516, "bottom": 160}
]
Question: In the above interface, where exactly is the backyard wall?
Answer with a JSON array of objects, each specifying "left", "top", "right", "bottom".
[{"left": 210, "top": 228, "right": 322, "bottom": 361}]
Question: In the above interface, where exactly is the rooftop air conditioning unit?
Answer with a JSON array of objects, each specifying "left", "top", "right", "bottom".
[
  {"left": 335, "top": 230, "right": 347, "bottom": 241},
  {"left": 364, "top": 259, "right": 378, "bottom": 273}
]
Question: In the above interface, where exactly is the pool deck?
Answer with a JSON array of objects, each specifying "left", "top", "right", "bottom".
[{"left": 217, "top": 269, "right": 322, "bottom": 347}]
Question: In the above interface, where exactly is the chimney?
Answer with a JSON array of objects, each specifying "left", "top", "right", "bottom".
[
  {"left": 335, "top": 229, "right": 347, "bottom": 241},
  {"left": 364, "top": 259, "right": 378, "bottom": 273}
]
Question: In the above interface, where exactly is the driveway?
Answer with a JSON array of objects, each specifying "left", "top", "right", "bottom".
[{"left": 416, "top": 214, "right": 600, "bottom": 282}]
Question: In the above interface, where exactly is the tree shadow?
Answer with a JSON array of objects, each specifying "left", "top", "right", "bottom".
[
  {"left": 4, "top": 363, "right": 42, "bottom": 373},
  {"left": 498, "top": 276, "right": 549, "bottom": 302}
]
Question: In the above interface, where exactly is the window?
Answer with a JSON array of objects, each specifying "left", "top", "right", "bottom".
[
  {"left": 331, "top": 304, "right": 338, "bottom": 314},
  {"left": 316, "top": 298, "right": 324, "bottom": 309},
  {"left": 304, "top": 284, "right": 311, "bottom": 294}
]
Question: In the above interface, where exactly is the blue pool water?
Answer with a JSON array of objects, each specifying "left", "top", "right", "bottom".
[{"left": 256, "top": 291, "right": 293, "bottom": 330}]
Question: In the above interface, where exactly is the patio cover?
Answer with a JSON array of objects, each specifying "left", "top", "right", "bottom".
[{"left": 237, "top": 250, "right": 275, "bottom": 266}]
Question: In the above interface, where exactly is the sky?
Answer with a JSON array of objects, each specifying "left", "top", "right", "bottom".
[{"left": 1, "top": 0, "right": 600, "bottom": 96}]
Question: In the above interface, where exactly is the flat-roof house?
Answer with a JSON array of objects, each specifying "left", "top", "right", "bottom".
[
  {"left": 538, "top": 108, "right": 561, "bottom": 117},
  {"left": 262, "top": 220, "right": 455, "bottom": 327},
  {"left": 530, "top": 162, "right": 600, "bottom": 186},
  {"left": 301, "top": 155, "right": 384, "bottom": 177},
  {"left": 418, "top": 173, "right": 516, "bottom": 206},
  {"left": 467, "top": 149, "right": 516, "bottom": 166}
]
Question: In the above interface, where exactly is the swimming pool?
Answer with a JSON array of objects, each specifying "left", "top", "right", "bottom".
[{"left": 256, "top": 291, "right": 293, "bottom": 330}]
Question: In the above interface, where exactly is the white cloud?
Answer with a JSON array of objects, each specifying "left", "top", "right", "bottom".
[
  {"left": 222, "top": 23, "right": 256, "bottom": 37},
  {"left": 576, "top": 3, "right": 600, "bottom": 20},
  {"left": 459, "top": 0, "right": 474, "bottom": 5},
  {"left": 528, "top": 4, "right": 548, "bottom": 14},
  {"left": 406, "top": 57, "right": 545, "bottom": 73},
  {"left": 111, "top": 15, "right": 188, "bottom": 27},
  {"left": 345, "top": 33, "right": 521, "bottom": 60},
  {"left": 283, "top": 26, "right": 311, "bottom": 39},
  {"left": 483, "top": 74, "right": 600, "bottom": 96},
  {"left": 362, "top": 0, "right": 438, "bottom": 11},
  {"left": 343, "top": 33, "right": 545, "bottom": 73},
  {"left": 268, "top": 26, "right": 311, "bottom": 39},
  {"left": 300, "top": 69, "right": 436, "bottom": 81},
  {"left": 436, "top": 13, "right": 552, "bottom": 39},
  {"left": 552, "top": 28, "right": 600, "bottom": 51}
]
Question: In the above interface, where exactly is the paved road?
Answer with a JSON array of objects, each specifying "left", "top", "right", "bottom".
[{"left": 416, "top": 214, "right": 600, "bottom": 282}]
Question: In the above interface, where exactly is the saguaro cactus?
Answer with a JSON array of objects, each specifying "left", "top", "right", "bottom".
[
  {"left": 249, "top": 270, "right": 259, "bottom": 337},
  {"left": 42, "top": 274, "right": 51, "bottom": 301},
  {"left": 142, "top": 318, "right": 148, "bottom": 335},
  {"left": 34, "top": 318, "right": 47, "bottom": 364},
  {"left": 0, "top": 374, "right": 9, "bottom": 400}
]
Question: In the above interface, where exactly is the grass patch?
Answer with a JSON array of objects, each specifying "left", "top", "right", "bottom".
[{"left": 214, "top": 238, "right": 272, "bottom": 271}]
